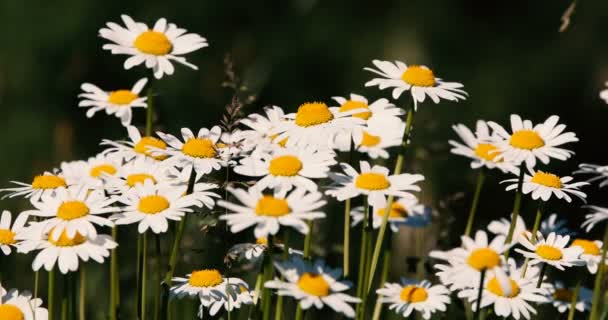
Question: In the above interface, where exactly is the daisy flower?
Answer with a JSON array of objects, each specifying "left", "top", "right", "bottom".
[
  {"left": 99, "top": 15, "right": 208, "bottom": 79},
  {"left": 0, "top": 210, "right": 28, "bottom": 255},
  {"left": 112, "top": 180, "right": 212, "bottom": 234},
  {"left": 600, "top": 82, "right": 608, "bottom": 104},
  {"left": 570, "top": 238, "right": 606, "bottom": 274},
  {"left": 156, "top": 126, "right": 224, "bottom": 179},
  {"left": 364, "top": 60, "right": 467, "bottom": 110},
  {"left": 265, "top": 256, "right": 360, "bottom": 318},
  {"left": 575, "top": 163, "right": 608, "bottom": 188},
  {"left": 352, "top": 120, "right": 404, "bottom": 159},
  {"left": 487, "top": 114, "right": 578, "bottom": 168},
  {"left": 581, "top": 205, "right": 608, "bottom": 232},
  {"left": 234, "top": 145, "right": 336, "bottom": 193},
  {"left": 0, "top": 170, "right": 70, "bottom": 202},
  {"left": 78, "top": 78, "right": 147, "bottom": 126},
  {"left": 22, "top": 186, "right": 117, "bottom": 241},
  {"left": 101, "top": 125, "right": 168, "bottom": 162},
  {"left": 350, "top": 194, "right": 426, "bottom": 232},
  {"left": 326, "top": 161, "right": 424, "bottom": 208},
  {"left": 216, "top": 130, "right": 246, "bottom": 163},
  {"left": 515, "top": 232, "right": 584, "bottom": 271},
  {"left": 376, "top": 279, "right": 450, "bottom": 319},
  {"left": 218, "top": 187, "right": 326, "bottom": 238},
  {"left": 548, "top": 281, "right": 592, "bottom": 313},
  {"left": 449, "top": 120, "right": 518, "bottom": 173},
  {"left": 0, "top": 287, "right": 48, "bottom": 320},
  {"left": 502, "top": 168, "right": 587, "bottom": 202},
  {"left": 488, "top": 213, "right": 572, "bottom": 240},
  {"left": 60, "top": 154, "right": 122, "bottom": 190},
  {"left": 199, "top": 281, "right": 254, "bottom": 317},
  {"left": 236, "top": 105, "right": 287, "bottom": 153},
  {"left": 170, "top": 268, "right": 246, "bottom": 301},
  {"left": 104, "top": 158, "right": 172, "bottom": 195}
]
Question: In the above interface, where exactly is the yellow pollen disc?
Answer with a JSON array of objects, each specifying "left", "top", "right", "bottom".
[
  {"left": 401, "top": 65, "right": 436, "bottom": 87},
  {"left": 0, "top": 304, "right": 24, "bottom": 320},
  {"left": 375, "top": 203, "right": 408, "bottom": 218},
  {"left": 536, "top": 245, "right": 563, "bottom": 260},
  {"left": 256, "top": 237, "right": 268, "bottom": 245},
  {"left": 509, "top": 130, "right": 545, "bottom": 150},
  {"left": 138, "top": 195, "right": 170, "bottom": 214},
  {"left": 48, "top": 228, "right": 86, "bottom": 247},
  {"left": 338, "top": 100, "right": 371, "bottom": 120},
  {"left": 399, "top": 285, "right": 428, "bottom": 303},
  {"left": 297, "top": 272, "right": 330, "bottom": 297},
  {"left": 57, "top": 201, "right": 90, "bottom": 220},
  {"left": 268, "top": 155, "right": 303, "bottom": 177},
  {"left": 108, "top": 90, "right": 138, "bottom": 105},
  {"left": 126, "top": 174, "right": 157, "bottom": 187},
  {"left": 571, "top": 239, "right": 601, "bottom": 256},
  {"left": 0, "top": 228, "right": 16, "bottom": 245},
  {"left": 90, "top": 164, "right": 117, "bottom": 178},
  {"left": 182, "top": 138, "right": 217, "bottom": 158},
  {"left": 531, "top": 171, "right": 562, "bottom": 188},
  {"left": 474, "top": 144, "right": 501, "bottom": 162},
  {"left": 188, "top": 269, "right": 223, "bottom": 287},
  {"left": 486, "top": 277, "right": 520, "bottom": 298},
  {"left": 31, "top": 175, "right": 67, "bottom": 190},
  {"left": 467, "top": 248, "right": 501, "bottom": 271},
  {"left": 134, "top": 137, "right": 168, "bottom": 160},
  {"left": 255, "top": 196, "right": 290, "bottom": 217},
  {"left": 133, "top": 30, "right": 172, "bottom": 56},
  {"left": 294, "top": 102, "right": 334, "bottom": 127},
  {"left": 553, "top": 288, "right": 573, "bottom": 302},
  {"left": 360, "top": 131, "right": 381, "bottom": 147},
  {"left": 355, "top": 173, "right": 391, "bottom": 190}
]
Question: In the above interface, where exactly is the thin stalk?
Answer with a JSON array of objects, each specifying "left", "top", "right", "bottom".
[
  {"left": 473, "top": 270, "right": 486, "bottom": 320},
  {"left": 371, "top": 250, "right": 391, "bottom": 320},
  {"left": 303, "top": 221, "right": 313, "bottom": 259},
  {"left": 504, "top": 163, "right": 526, "bottom": 259},
  {"left": 48, "top": 270, "right": 55, "bottom": 320},
  {"left": 464, "top": 170, "right": 486, "bottom": 237},
  {"left": 589, "top": 225, "right": 608, "bottom": 320},
  {"left": 294, "top": 306, "right": 303, "bottom": 320},
  {"left": 145, "top": 87, "right": 154, "bottom": 136},
  {"left": 136, "top": 234, "right": 143, "bottom": 319},
  {"left": 79, "top": 267, "right": 85, "bottom": 320},
  {"left": 529, "top": 202, "right": 544, "bottom": 243},
  {"left": 33, "top": 270, "right": 40, "bottom": 320},
  {"left": 262, "top": 236, "right": 275, "bottom": 320},
  {"left": 274, "top": 232, "right": 290, "bottom": 320},
  {"left": 536, "top": 263, "right": 547, "bottom": 288},
  {"left": 567, "top": 281, "right": 580, "bottom": 320},
  {"left": 110, "top": 226, "right": 118, "bottom": 320},
  {"left": 61, "top": 275, "right": 68, "bottom": 320},
  {"left": 141, "top": 232, "right": 148, "bottom": 320},
  {"left": 343, "top": 198, "right": 351, "bottom": 277},
  {"left": 153, "top": 235, "right": 162, "bottom": 320},
  {"left": 356, "top": 202, "right": 369, "bottom": 300}
]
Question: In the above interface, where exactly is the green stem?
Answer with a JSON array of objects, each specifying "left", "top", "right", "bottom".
[
  {"left": 590, "top": 225, "right": 608, "bottom": 320},
  {"left": 567, "top": 281, "right": 580, "bottom": 320},
  {"left": 343, "top": 198, "right": 351, "bottom": 277},
  {"left": 473, "top": 270, "right": 486, "bottom": 320},
  {"left": 464, "top": 170, "right": 486, "bottom": 237},
  {"left": 356, "top": 202, "right": 369, "bottom": 300},
  {"left": 48, "top": 270, "right": 55, "bottom": 320},
  {"left": 529, "top": 202, "right": 544, "bottom": 243},
  {"left": 61, "top": 275, "right": 68, "bottom": 320},
  {"left": 536, "top": 263, "right": 547, "bottom": 288},
  {"left": 371, "top": 250, "right": 391, "bottom": 320},
  {"left": 110, "top": 226, "right": 118, "bottom": 320},
  {"left": 504, "top": 163, "right": 526, "bottom": 259},
  {"left": 145, "top": 87, "right": 154, "bottom": 136},
  {"left": 303, "top": 221, "right": 313, "bottom": 259},
  {"left": 262, "top": 236, "right": 275, "bottom": 320},
  {"left": 141, "top": 232, "right": 148, "bottom": 320},
  {"left": 153, "top": 234, "right": 162, "bottom": 320},
  {"left": 33, "top": 270, "right": 40, "bottom": 320},
  {"left": 136, "top": 234, "right": 143, "bottom": 319},
  {"left": 274, "top": 232, "right": 290, "bottom": 320},
  {"left": 294, "top": 305, "right": 303, "bottom": 320},
  {"left": 79, "top": 267, "right": 85, "bottom": 320}
]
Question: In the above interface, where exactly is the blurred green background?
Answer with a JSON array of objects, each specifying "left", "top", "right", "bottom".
[{"left": 2, "top": 0, "right": 608, "bottom": 319}]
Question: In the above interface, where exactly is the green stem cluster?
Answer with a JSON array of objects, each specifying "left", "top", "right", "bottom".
[
  {"left": 589, "top": 225, "right": 608, "bottom": 320},
  {"left": 464, "top": 170, "right": 486, "bottom": 237}
]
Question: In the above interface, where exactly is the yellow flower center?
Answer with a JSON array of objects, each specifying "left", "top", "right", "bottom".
[
  {"left": 0, "top": 229, "right": 16, "bottom": 245},
  {"left": 399, "top": 285, "right": 428, "bottom": 303},
  {"left": 297, "top": 273, "right": 330, "bottom": 297},
  {"left": 90, "top": 164, "right": 117, "bottom": 178},
  {"left": 188, "top": 269, "right": 224, "bottom": 287},
  {"left": 338, "top": 100, "right": 371, "bottom": 120},
  {"left": 553, "top": 288, "right": 573, "bottom": 302},
  {"left": 57, "top": 201, "right": 90, "bottom": 220},
  {"left": 108, "top": 90, "right": 138, "bottom": 105},
  {"left": 486, "top": 277, "right": 520, "bottom": 298},
  {"left": 467, "top": 248, "right": 501, "bottom": 271},
  {"left": 270, "top": 134, "right": 288, "bottom": 147},
  {"left": 375, "top": 203, "right": 408, "bottom": 218},
  {"left": 134, "top": 137, "right": 168, "bottom": 160},
  {"left": 31, "top": 175, "right": 67, "bottom": 190},
  {"left": 360, "top": 131, "right": 381, "bottom": 147},
  {"left": 133, "top": 31, "right": 172, "bottom": 56},
  {"left": 355, "top": 173, "right": 391, "bottom": 190},
  {"left": 531, "top": 171, "right": 562, "bottom": 188},
  {"left": 401, "top": 66, "right": 436, "bottom": 87},
  {"left": 256, "top": 237, "right": 268, "bottom": 245},
  {"left": 48, "top": 229, "right": 86, "bottom": 247},
  {"left": 536, "top": 245, "right": 563, "bottom": 260},
  {"left": 138, "top": 195, "right": 170, "bottom": 214},
  {"left": 255, "top": 196, "right": 290, "bottom": 217},
  {"left": 294, "top": 102, "right": 334, "bottom": 127},
  {"left": 0, "top": 304, "right": 24, "bottom": 320},
  {"left": 571, "top": 239, "right": 601, "bottom": 256},
  {"left": 509, "top": 130, "right": 545, "bottom": 150},
  {"left": 268, "top": 155, "right": 303, "bottom": 177},
  {"left": 474, "top": 144, "right": 501, "bottom": 162},
  {"left": 182, "top": 138, "right": 217, "bottom": 158},
  {"left": 126, "top": 174, "right": 157, "bottom": 187}
]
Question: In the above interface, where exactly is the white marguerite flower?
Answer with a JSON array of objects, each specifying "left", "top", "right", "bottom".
[
  {"left": 198, "top": 281, "right": 254, "bottom": 317},
  {"left": 581, "top": 205, "right": 608, "bottom": 232},
  {"left": 326, "top": 161, "right": 424, "bottom": 208},
  {"left": 487, "top": 114, "right": 578, "bottom": 168},
  {"left": 364, "top": 60, "right": 467, "bottom": 110},
  {"left": 350, "top": 194, "right": 427, "bottom": 232},
  {"left": 0, "top": 210, "right": 28, "bottom": 255},
  {"left": 78, "top": 78, "right": 147, "bottom": 126},
  {"left": 488, "top": 213, "right": 572, "bottom": 241},
  {"left": 575, "top": 163, "right": 608, "bottom": 188},
  {"left": 376, "top": 279, "right": 450, "bottom": 319},
  {"left": 352, "top": 119, "right": 404, "bottom": 159},
  {"left": 236, "top": 105, "right": 287, "bottom": 154},
  {"left": 218, "top": 187, "right": 326, "bottom": 238},
  {"left": 600, "top": 82, "right": 608, "bottom": 104},
  {"left": 502, "top": 168, "right": 587, "bottom": 202},
  {"left": 101, "top": 125, "right": 168, "bottom": 162},
  {"left": 547, "top": 281, "right": 592, "bottom": 314},
  {"left": 515, "top": 232, "right": 584, "bottom": 271},
  {"left": 0, "top": 287, "right": 48, "bottom": 320},
  {"left": 170, "top": 268, "right": 246, "bottom": 300},
  {"left": 569, "top": 238, "right": 606, "bottom": 274},
  {"left": 265, "top": 256, "right": 360, "bottom": 318},
  {"left": 99, "top": 15, "right": 208, "bottom": 79},
  {"left": 104, "top": 157, "right": 173, "bottom": 195},
  {"left": 234, "top": 145, "right": 336, "bottom": 193},
  {"left": 0, "top": 170, "right": 70, "bottom": 202},
  {"left": 60, "top": 154, "right": 122, "bottom": 190}
]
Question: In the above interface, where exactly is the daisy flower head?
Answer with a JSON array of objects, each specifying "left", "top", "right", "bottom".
[
  {"left": 0, "top": 170, "right": 70, "bottom": 202},
  {"left": 326, "top": 161, "right": 424, "bottom": 208},
  {"left": 377, "top": 279, "right": 449, "bottom": 319},
  {"left": 199, "top": 281, "right": 254, "bottom": 317},
  {"left": 569, "top": 238, "right": 605, "bottom": 274},
  {"left": 216, "top": 130, "right": 246, "bottom": 163},
  {"left": 234, "top": 145, "right": 336, "bottom": 194},
  {"left": 0, "top": 210, "right": 28, "bottom": 255},
  {"left": 60, "top": 154, "right": 122, "bottom": 190},
  {"left": 600, "top": 81, "right": 608, "bottom": 104},
  {"left": 236, "top": 105, "right": 287, "bottom": 153},
  {"left": 104, "top": 157, "right": 173, "bottom": 195},
  {"left": 350, "top": 194, "right": 426, "bottom": 232},
  {"left": 170, "top": 268, "right": 246, "bottom": 301},
  {"left": 265, "top": 256, "right": 360, "bottom": 318},
  {"left": 449, "top": 120, "right": 518, "bottom": 174},
  {"left": 515, "top": 232, "right": 584, "bottom": 271},
  {"left": 352, "top": 119, "right": 404, "bottom": 159},
  {"left": 502, "top": 168, "right": 587, "bottom": 203},
  {"left": 0, "top": 287, "right": 48, "bottom": 320},
  {"left": 218, "top": 187, "right": 326, "bottom": 239},
  {"left": 487, "top": 114, "right": 578, "bottom": 168},
  {"left": 101, "top": 125, "right": 168, "bottom": 162},
  {"left": 548, "top": 281, "right": 592, "bottom": 314},
  {"left": 575, "top": 163, "right": 608, "bottom": 188},
  {"left": 99, "top": 15, "right": 208, "bottom": 79},
  {"left": 488, "top": 213, "right": 573, "bottom": 241},
  {"left": 364, "top": 60, "right": 467, "bottom": 110},
  {"left": 581, "top": 205, "right": 608, "bottom": 232},
  {"left": 78, "top": 78, "right": 147, "bottom": 126}
]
